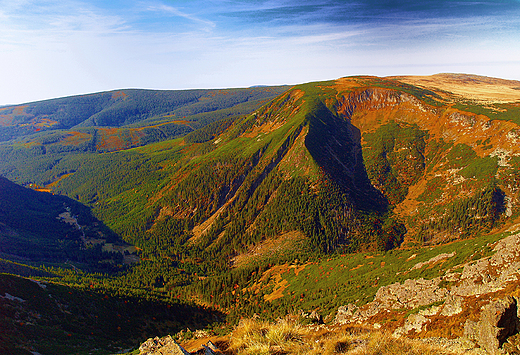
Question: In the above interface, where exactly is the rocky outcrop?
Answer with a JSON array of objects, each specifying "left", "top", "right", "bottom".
[
  {"left": 393, "top": 314, "right": 431, "bottom": 337},
  {"left": 138, "top": 335, "right": 224, "bottom": 355},
  {"left": 139, "top": 335, "right": 191, "bottom": 355},
  {"left": 452, "top": 233, "right": 520, "bottom": 297},
  {"left": 410, "top": 252, "right": 456, "bottom": 271},
  {"left": 374, "top": 278, "right": 448, "bottom": 309},
  {"left": 202, "top": 341, "right": 222, "bottom": 355},
  {"left": 464, "top": 297, "right": 518, "bottom": 355},
  {"left": 335, "top": 232, "right": 520, "bottom": 351}
]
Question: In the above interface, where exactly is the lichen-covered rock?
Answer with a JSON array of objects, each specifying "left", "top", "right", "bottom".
[
  {"left": 393, "top": 314, "right": 431, "bottom": 337},
  {"left": 453, "top": 233, "right": 520, "bottom": 297},
  {"left": 464, "top": 296, "right": 518, "bottom": 354},
  {"left": 335, "top": 303, "right": 359, "bottom": 324},
  {"left": 374, "top": 278, "right": 448, "bottom": 309},
  {"left": 440, "top": 294, "right": 464, "bottom": 316}
]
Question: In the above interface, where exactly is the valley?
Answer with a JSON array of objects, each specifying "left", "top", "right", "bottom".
[{"left": 1, "top": 74, "right": 520, "bottom": 354}]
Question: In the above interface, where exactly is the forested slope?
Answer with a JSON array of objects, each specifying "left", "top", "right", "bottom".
[
  {"left": 0, "top": 86, "right": 288, "bottom": 142},
  {"left": 0, "top": 86, "right": 288, "bottom": 186},
  {"left": 0, "top": 176, "right": 125, "bottom": 271},
  {"left": 2, "top": 74, "right": 520, "bottom": 353}
]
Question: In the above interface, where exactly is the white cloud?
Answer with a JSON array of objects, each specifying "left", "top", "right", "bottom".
[
  {"left": 147, "top": 4, "right": 216, "bottom": 30},
  {"left": 0, "top": 0, "right": 519, "bottom": 105}
]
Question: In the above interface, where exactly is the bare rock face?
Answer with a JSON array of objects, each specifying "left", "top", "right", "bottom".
[
  {"left": 464, "top": 296, "right": 518, "bottom": 354},
  {"left": 139, "top": 335, "right": 191, "bottom": 355},
  {"left": 374, "top": 278, "right": 448, "bottom": 310},
  {"left": 453, "top": 233, "right": 520, "bottom": 297},
  {"left": 393, "top": 314, "right": 431, "bottom": 337}
]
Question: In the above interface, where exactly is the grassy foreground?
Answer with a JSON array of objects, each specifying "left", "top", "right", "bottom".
[{"left": 218, "top": 318, "right": 455, "bottom": 355}]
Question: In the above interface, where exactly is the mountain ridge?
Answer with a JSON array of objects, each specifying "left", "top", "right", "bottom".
[{"left": 2, "top": 73, "right": 520, "bottom": 354}]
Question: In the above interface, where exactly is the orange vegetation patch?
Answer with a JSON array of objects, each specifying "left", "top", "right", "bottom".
[
  {"left": 243, "top": 261, "right": 311, "bottom": 302},
  {"left": 330, "top": 76, "right": 369, "bottom": 92},
  {"left": 13, "top": 105, "right": 27, "bottom": 115},
  {"left": 171, "top": 120, "right": 190, "bottom": 125},
  {"left": 264, "top": 276, "right": 289, "bottom": 302},
  {"left": 46, "top": 173, "right": 74, "bottom": 189},
  {"left": 111, "top": 91, "right": 127, "bottom": 100},
  {"left": 31, "top": 117, "right": 58, "bottom": 128},
  {"left": 96, "top": 128, "right": 144, "bottom": 151},
  {"left": 60, "top": 131, "right": 92, "bottom": 146}
]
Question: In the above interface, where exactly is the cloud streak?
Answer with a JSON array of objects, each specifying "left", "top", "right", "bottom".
[
  {"left": 146, "top": 4, "right": 216, "bottom": 31},
  {"left": 0, "top": 0, "right": 519, "bottom": 105}
]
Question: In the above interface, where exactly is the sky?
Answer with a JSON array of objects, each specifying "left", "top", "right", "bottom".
[{"left": 1, "top": 0, "right": 520, "bottom": 105}]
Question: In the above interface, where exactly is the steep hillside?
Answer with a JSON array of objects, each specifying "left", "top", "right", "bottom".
[
  {"left": 3, "top": 75, "right": 519, "bottom": 264},
  {"left": 0, "top": 176, "right": 128, "bottom": 271},
  {"left": 0, "top": 87, "right": 287, "bottom": 186},
  {"left": 42, "top": 75, "right": 520, "bottom": 255}
]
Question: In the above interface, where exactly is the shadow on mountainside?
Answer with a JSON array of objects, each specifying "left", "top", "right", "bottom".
[{"left": 304, "top": 100, "right": 388, "bottom": 213}]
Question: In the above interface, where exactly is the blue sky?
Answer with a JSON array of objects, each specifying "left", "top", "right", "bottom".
[{"left": 1, "top": 0, "right": 520, "bottom": 105}]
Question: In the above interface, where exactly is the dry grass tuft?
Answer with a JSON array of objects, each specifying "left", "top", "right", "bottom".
[
  {"left": 353, "top": 332, "right": 455, "bottom": 355},
  {"left": 228, "top": 318, "right": 308, "bottom": 355},
  {"left": 227, "top": 318, "right": 455, "bottom": 355}
]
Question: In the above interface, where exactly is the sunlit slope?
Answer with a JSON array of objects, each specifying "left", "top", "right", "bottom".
[
  {"left": 4, "top": 74, "right": 520, "bottom": 263},
  {"left": 54, "top": 85, "right": 392, "bottom": 258},
  {"left": 0, "top": 87, "right": 288, "bottom": 142},
  {"left": 393, "top": 73, "right": 520, "bottom": 103}
]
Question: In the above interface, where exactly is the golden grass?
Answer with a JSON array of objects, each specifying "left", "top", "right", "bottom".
[
  {"left": 394, "top": 74, "right": 520, "bottom": 103},
  {"left": 227, "top": 318, "right": 456, "bottom": 355}
]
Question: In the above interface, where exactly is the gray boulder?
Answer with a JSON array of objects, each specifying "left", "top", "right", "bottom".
[{"left": 464, "top": 296, "right": 518, "bottom": 354}]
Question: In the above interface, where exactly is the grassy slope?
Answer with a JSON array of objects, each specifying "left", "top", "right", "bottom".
[
  {"left": 232, "top": 228, "right": 507, "bottom": 319},
  {"left": 2, "top": 75, "right": 520, "bottom": 352},
  {"left": 0, "top": 86, "right": 288, "bottom": 186}
]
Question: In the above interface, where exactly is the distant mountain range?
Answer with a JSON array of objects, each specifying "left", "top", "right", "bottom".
[{"left": 2, "top": 74, "right": 520, "bottom": 354}]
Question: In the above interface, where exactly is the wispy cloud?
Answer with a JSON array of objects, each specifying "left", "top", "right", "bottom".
[
  {"left": 147, "top": 4, "right": 216, "bottom": 30},
  {"left": 0, "top": 0, "right": 130, "bottom": 48},
  {"left": 0, "top": 0, "right": 519, "bottom": 105}
]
